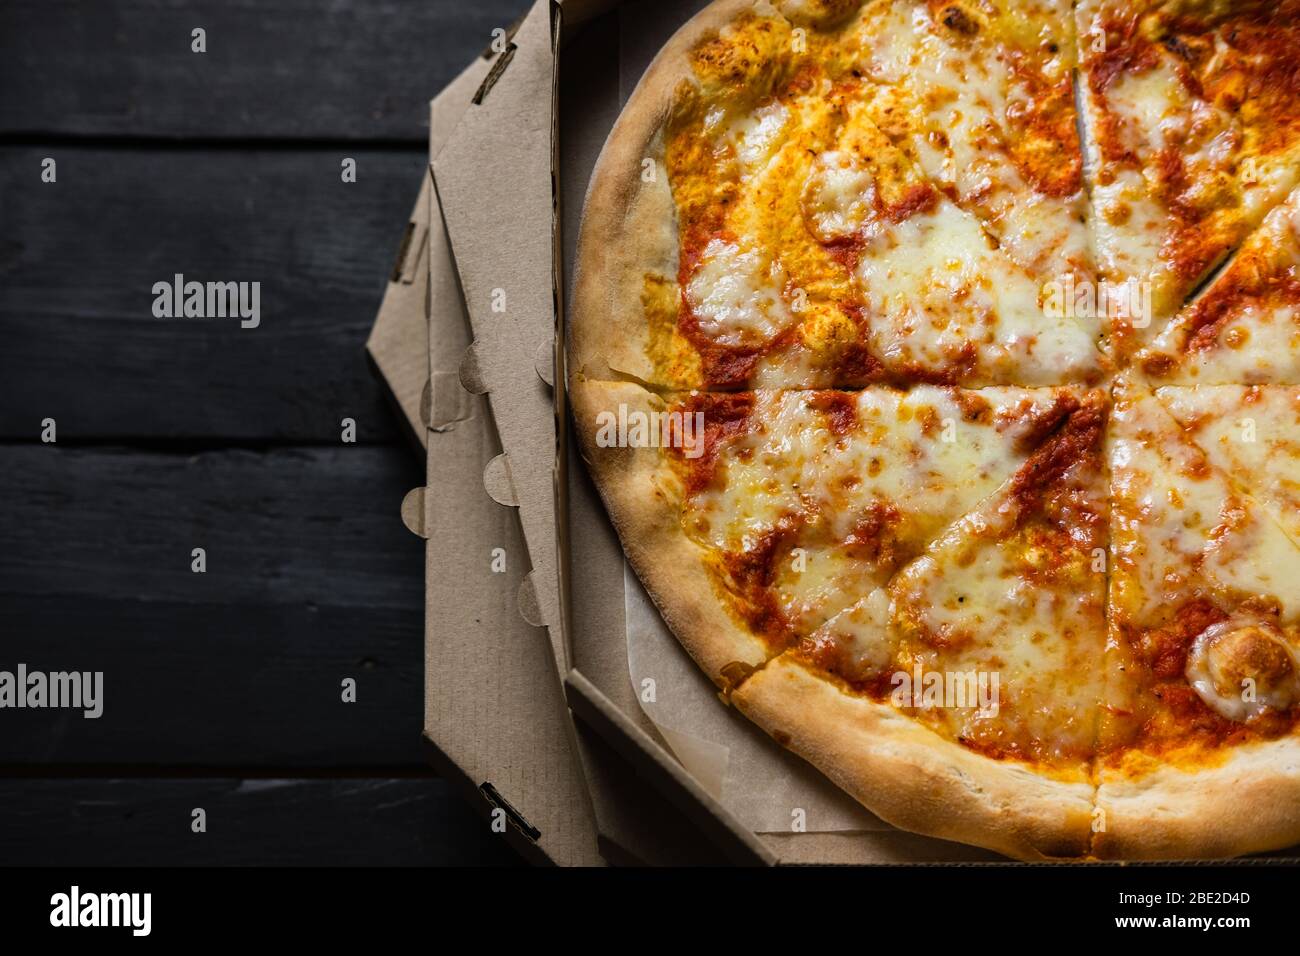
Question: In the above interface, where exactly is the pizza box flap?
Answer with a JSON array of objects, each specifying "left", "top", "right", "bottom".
[
  {"left": 390, "top": 53, "right": 598, "bottom": 868},
  {"left": 364, "top": 176, "right": 432, "bottom": 452},
  {"left": 412, "top": 321, "right": 601, "bottom": 866},
  {"left": 432, "top": 0, "right": 569, "bottom": 674},
  {"left": 364, "top": 37, "right": 506, "bottom": 451}
]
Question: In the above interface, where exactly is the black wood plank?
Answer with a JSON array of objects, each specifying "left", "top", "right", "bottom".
[
  {"left": 0, "top": 146, "right": 427, "bottom": 441},
  {"left": 0, "top": 595, "right": 426, "bottom": 766},
  {"left": 0, "top": 445, "right": 423, "bottom": 607},
  {"left": 0, "top": 778, "right": 522, "bottom": 865},
  {"left": 0, "top": 0, "right": 532, "bottom": 141},
  {"left": 0, "top": 445, "right": 432, "bottom": 766}
]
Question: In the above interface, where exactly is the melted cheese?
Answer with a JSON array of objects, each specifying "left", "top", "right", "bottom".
[
  {"left": 774, "top": 0, "right": 863, "bottom": 29},
  {"left": 726, "top": 101, "right": 791, "bottom": 174},
  {"left": 802, "top": 149, "right": 878, "bottom": 241},
  {"left": 1079, "top": 55, "right": 1232, "bottom": 340},
  {"left": 807, "top": 587, "right": 894, "bottom": 680},
  {"left": 885, "top": 438, "right": 1108, "bottom": 763},
  {"left": 1142, "top": 189, "right": 1300, "bottom": 384},
  {"left": 682, "top": 78, "right": 1100, "bottom": 383},
  {"left": 687, "top": 386, "right": 1081, "bottom": 633},
  {"left": 1157, "top": 385, "right": 1300, "bottom": 549},
  {"left": 854, "top": 197, "right": 1098, "bottom": 384},
  {"left": 1075, "top": 0, "right": 1300, "bottom": 353},
  {"left": 853, "top": 0, "right": 1093, "bottom": 293},
  {"left": 665, "top": 2, "right": 1103, "bottom": 387},
  {"left": 686, "top": 238, "right": 793, "bottom": 347},
  {"left": 1109, "top": 377, "right": 1300, "bottom": 626}
]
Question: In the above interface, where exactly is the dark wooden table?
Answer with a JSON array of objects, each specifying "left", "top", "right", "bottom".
[{"left": 0, "top": 0, "right": 533, "bottom": 865}]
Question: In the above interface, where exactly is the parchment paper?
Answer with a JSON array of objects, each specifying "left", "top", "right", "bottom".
[{"left": 625, "top": 565, "right": 884, "bottom": 833}]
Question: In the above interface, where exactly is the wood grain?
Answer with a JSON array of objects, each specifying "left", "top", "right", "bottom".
[
  {"left": 0, "top": 146, "right": 435, "bottom": 441},
  {"left": 0, "top": 778, "right": 521, "bottom": 865},
  {"left": 0, "top": 0, "right": 532, "bottom": 141},
  {"left": 0, "top": 445, "right": 423, "bottom": 607},
  {"left": 0, "top": 445, "right": 428, "bottom": 766},
  {"left": 0, "top": 0, "right": 538, "bottom": 866},
  {"left": 0, "top": 595, "right": 426, "bottom": 766}
]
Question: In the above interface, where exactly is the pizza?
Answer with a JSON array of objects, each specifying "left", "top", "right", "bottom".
[
  {"left": 566, "top": 0, "right": 1300, "bottom": 860},
  {"left": 1076, "top": 0, "right": 1300, "bottom": 357},
  {"left": 1139, "top": 187, "right": 1300, "bottom": 383}
]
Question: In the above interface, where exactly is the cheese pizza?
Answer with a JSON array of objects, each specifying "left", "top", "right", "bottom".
[{"left": 567, "top": 0, "right": 1300, "bottom": 860}]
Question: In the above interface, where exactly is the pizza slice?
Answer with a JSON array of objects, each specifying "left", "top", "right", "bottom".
[
  {"left": 1157, "top": 384, "right": 1300, "bottom": 548},
  {"left": 796, "top": 92, "right": 1099, "bottom": 387},
  {"left": 1074, "top": 0, "right": 1300, "bottom": 356},
  {"left": 570, "top": 3, "right": 1102, "bottom": 391},
  {"left": 1095, "top": 375, "right": 1300, "bottom": 858},
  {"left": 1140, "top": 187, "right": 1300, "bottom": 384},
  {"left": 850, "top": 0, "right": 1095, "bottom": 309},
  {"left": 732, "top": 388, "right": 1109, "bottom": 859},
  {"left": 569, "top": 376, "right": 1095, "bottom": 685}
]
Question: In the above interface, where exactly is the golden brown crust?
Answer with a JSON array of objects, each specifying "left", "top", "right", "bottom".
[
  {"left": 731, "top": 655, "right": 1096, "bottom": 861},
  {"left": 569, "top": 377, "right": 770, "bottom": 686},
  {"left": 1094, "top": 740, "right": 1300, "bottom": 860}
]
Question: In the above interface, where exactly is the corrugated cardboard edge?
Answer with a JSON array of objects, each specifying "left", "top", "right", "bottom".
[
  {"left": 431, "top": 0, "right": 569, "bottom": 675},
  {"left": 416, "top": 50, "right": 603, "bottom": 868},
  {"left": 365, "top": 178, "right": 433, "bottom": 452}
]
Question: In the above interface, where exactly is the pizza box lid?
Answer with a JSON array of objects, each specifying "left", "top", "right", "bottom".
[{"left": 368, "top": 51, "right": 605, "bottom": 867}]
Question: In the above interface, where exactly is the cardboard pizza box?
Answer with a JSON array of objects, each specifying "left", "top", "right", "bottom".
[
  {"left": 364, "top": 187, "right": 432, "bottom": 453},
  {"left": 371, "top": 52, "right": 603, "bottom": 867}
]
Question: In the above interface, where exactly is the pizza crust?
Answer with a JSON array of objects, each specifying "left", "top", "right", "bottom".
[
  {"left": 731, "top": 654, "right": 1097, "bottom": 861},
  {"left": 1094, "top": 740, "right": 1300, "bottom": 860},
  {"left": 569, "top": 377, "right": 771, "bottom": 686}
]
